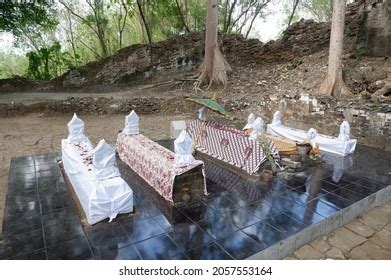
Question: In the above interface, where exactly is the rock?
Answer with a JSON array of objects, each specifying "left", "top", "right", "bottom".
[
  {"left": 345, "top": 219, "right": 375, "bottom": 238},
  {"left": 63, "top": 69, "right": 85, "bottom": 88},
  {"left": 367, "top": 80, "right": 386, "bottom": 92},
  {"left": 311, "top": 236, "right": 330, "bottom": 253},
  {"left": 328, "top": 228, "right": 367, "bottom": 253},
  {"left": 349, "top": 241, "right": 391, "bottom": 260},
  {"left": 283, "top": 256, "right": 298, "bottom": 260},
  {"left": 364, "top": 67, "right": 388, "bottom": 84},
  {"left": 325, "top": 247, "right": 346, "bottom": 260},
  {"left": 348, "top": 245, "right": 368, "bottom": 259},
  {"left": 293, "top": 245, "right": 324, "bottom": 260},
  {"left": 359, "top": 205, "right": 391, "bottom": 231},
  {"left": 368, "top": 229, "right": 391, "bottom": 250},
  {"left": 384, "top": 220, "right": 391, "bottom": 232},
  {"left": 283, "top": 158, "right": 302, "bottom": 170}
]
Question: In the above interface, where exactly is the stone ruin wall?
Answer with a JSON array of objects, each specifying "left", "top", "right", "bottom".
[
  {"left": 58, "top": 0, "right": 387, "bottom": 90},
  {"left": 356, "top": 0, "right": 391, "bottom": 57}
]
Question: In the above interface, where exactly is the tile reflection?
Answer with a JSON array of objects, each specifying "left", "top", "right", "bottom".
[
  {"left": 2, "top": 146, "right": 390, "bottom": 260},
  {"left": 186, "top": 242, "right": 233, "bottom": 260},
  {"left": 134, "top": 234, "right": 181, "bottom": 260},
  {"left": 217, "top": 230, "right": 263, "bottom": 259}
]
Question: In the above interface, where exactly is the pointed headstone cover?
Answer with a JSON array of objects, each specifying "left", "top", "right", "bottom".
[
  {"left": 198, "top": 106, "right": 207, "bottom": 120},
  {"left": 338, "top": 121, "right": 350, "bottom": 141},
  {"left": 174, "top": 130, "right": 195, "bottom": 168},
  {"left": 243, "top": 113, "right": 256, "bottom": 130},
  {"left": 249, "top": 117, "right": 264, "bottom": 140},
  {"left": 92, "top": 139, "right": 120, "bottom": 180},
  {"left": 123, "top": 110, "right": 139, "bottom": 135},
  {"left": 307, "top": 128, "right": 318, "bottom": 146},
  {"left": 67, "top": 113, "right": 87, "bottom": 142},
  {"left": 271, "top": 111, "right": 282, "bottom": 126}
]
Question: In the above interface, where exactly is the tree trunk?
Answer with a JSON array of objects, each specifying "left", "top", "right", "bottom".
[
  {"left": 287, "top": 0, "right": 300, "bottom": 27},
  {"left": 319, "top": 0, "right": 350, "bottom": 96},
  {"left": 96, "top": 26, "right": 108, "bottom": 57},
  {"left": 88, "top": 0, "right": 109, "bottom": 57},
  {"left": 222, "top": 0, "right": 229, "bottom": 33},
  {"left": 224, "top": 0, "right": 237, "bottom": 33},
  {"left": 175, "top": 0, "right": 191, "bottom": 33},
  {"left": 198, "top": 0, "right": 231, "bottom": 88},
  {"left": 67, "top": 12, "right": 78, "bottom": 66},
  {"left": 136, "top": 0, "right": 152, "bottom": 44},
  {"left": 118, "top": 0, "right": 129, "bottom": 49}
]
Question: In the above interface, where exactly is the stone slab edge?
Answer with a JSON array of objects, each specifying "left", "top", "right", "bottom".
[{"left": 246, "top": 185, "right": 391, "bottom": 260}]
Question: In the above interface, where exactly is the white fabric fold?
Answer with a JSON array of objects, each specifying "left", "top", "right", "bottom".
[
  {"left": 243, "top": 113, "right": 256, "bottom": 130},
  {"left": 92, "top": 139, "right": 120, "bottom": 181},
  {"left": 89, "top": 178, "right": 133, "bottom": 223},
  {"left": 271, "top": 111, "right": 282, "bottom": 126},
  {"left": 62, "top": 136, "right": 133, "bottom": 225},
  {"left": 338, "top": 121, "right": 351, "bottom": 141},
  {"left": 307, "top": 128, "right": 318, "bottom": 146},
  {"left": 266, "top": 112, "right": 357, "bottom": 156},
  {"left": 249, "top": 117, "right": 264, "bottom": 141},
  {"left": 67, "top": 113, "right": 88, "bottom": 143},
  {"left": 174, "top": 130, "right": 195, "bottom": 168},
  {"left": 123, "top": 110, "right": 139, "bottom": 135}
]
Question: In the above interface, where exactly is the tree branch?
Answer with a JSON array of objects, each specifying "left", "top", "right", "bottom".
[{"left": 59, "top": 0, "right": 100, "bottom": 37}]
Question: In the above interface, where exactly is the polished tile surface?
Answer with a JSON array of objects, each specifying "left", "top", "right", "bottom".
[
  {"left": 1, "top": 143, "right": 390, "bottom": 260},
  {"left": 186, "top": 242, "right": 233, "bottom": 260},
  {"left": 134, "top": 234, "right": 182, "bottom": 260}
]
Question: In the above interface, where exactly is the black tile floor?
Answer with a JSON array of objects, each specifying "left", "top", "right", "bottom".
[{"left": 0, "top": 144, "right": 390, "bottom": 260}]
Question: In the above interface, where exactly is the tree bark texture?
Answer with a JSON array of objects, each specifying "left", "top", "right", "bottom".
[
  {"left": 319, "top": 0, "right": 350, "bottom": 96},
  {"left": 136, "top": 0, "right": 152, "bottom": 44},
  {"left": 287, "top": 0, "right": 300, "bottom": 27},
  {"left": 198, "top": 0, "right": 231, "bottom": 88}
]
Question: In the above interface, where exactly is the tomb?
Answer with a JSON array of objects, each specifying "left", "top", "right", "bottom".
[
  {"left": 266, "top": 111, "right": 357, "bottom": 156},
  {"left": 61, "top": 114, "right": 134, "bottom": 225},
  {"left": 116, "top": 111, "right": 207, "bottom": 204},
  {"left": 186, "top": 119, "right": 282, "bottom": 180}
]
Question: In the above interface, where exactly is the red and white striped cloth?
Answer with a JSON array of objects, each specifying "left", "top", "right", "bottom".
[{"left": 187, "top": 119, "right": 281, "bottom": 175}]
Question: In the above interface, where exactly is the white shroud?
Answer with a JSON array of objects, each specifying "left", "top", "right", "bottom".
[
  {"left": 266, "top": 111, "right": 357, "bottom": 156},
  {"left": 62, "top": 115, "right": 133, "bottom": 225}
]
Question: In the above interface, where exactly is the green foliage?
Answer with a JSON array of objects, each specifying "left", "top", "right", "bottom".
[
  {"left": 0, "top": 0, "right": 57, "bottom": 34},
  {"left": 0, "top": 52, "right": 28, "bottom": 79},
  {"left": 282, "top": 0, "right": 301, "bottom": 27},
  {"left": 26, "top": 42, "right": 73, "bottom": 80},
  {"left": 141, "top": 0, "right": 205, "bottom": 40},
  {"left": 1, "top": 0, "right": 334, "bottom": 80},
  {"left": 301, "top": 0, "right": 332, "bottom": 22},
  {"left": 282, "top": 0, "right": 332, "bottom": 26}
]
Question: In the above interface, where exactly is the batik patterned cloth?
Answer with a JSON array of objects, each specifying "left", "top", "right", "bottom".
[
  {"left": 116, "top": 133, "right": 206, "bottom": 203},
  {"left": 187, "top": 119, "right": 281, "bottom": 175}
]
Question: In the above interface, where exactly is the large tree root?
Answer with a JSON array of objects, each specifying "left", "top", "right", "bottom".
[
  {"left": 197, "top": 46, "right": 231, "bottom": 90},
  {"left": 373, "top": 82, "right": 391, "bottom": 97},
  {"left": 372, "top": 82, "right": 391, "bottom": 101},
  {"left": 319, "top": 73, "right": 351, "bottom": 97}
]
